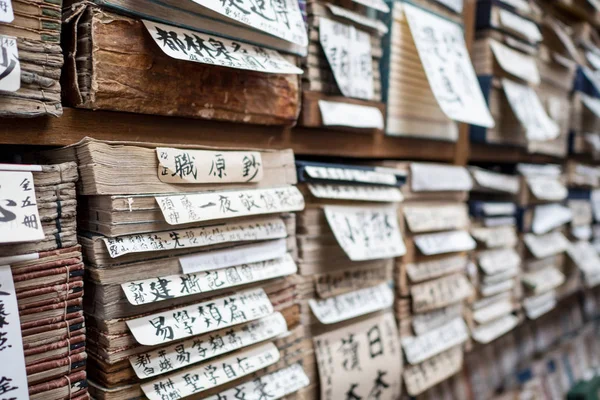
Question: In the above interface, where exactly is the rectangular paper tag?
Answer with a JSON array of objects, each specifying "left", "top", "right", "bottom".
[
  {"left": 126, "top": 288, "right": 274, "bottom": 346},
  {"left": 498, "top": 9, "right": 542, "bottom": 42},
  {"left": 471, "top": 314, "right": 519, "bottom": 344},
  {"left": 523, "top": 291, "right": 556, "bottom": 320},
  {"left": 478, "top": 248, "right": 521, "bottom": 275},
  {"left": 305, "top": 165, "right": 399, "bottom": 185},
  {"left": 522, "top": 267, "right": 565, "bottom": 294},
  {"left": 567, "top": 241, "right": 600, "bottom": 277},
  {"left": 157, "top": 147, "right": 263, "bottom": 184},
  {"left": 0, "top": 35, "right": 19, "bottom": 92},
  {"left": 413, "top": 230, "right": 476, "bottom": 256},
  {"left": 401, "top": 317, "right": 469, "bottom": 364},
  {"left": 410, "top": 273, "right": 473, "bottom": 313},
  {"left": 403, "top": 346, "right": 463, "bottom": 396},
  {"left": 156, "top": 186, "right": 305, "bottom": 225},
  {"left": 130, "top": 312, "right": 288, "bottom": 379},
  {"left": 308, "top": 183, "right": 403, "bottom": 202},
  {"left": 405, "top": 254, "right": 468, "bottom": 283},
  {"left": 0, "top": 170, "right": 44, "bottom": 243},
  {"left": 313, "top": 312, "right": 402, "bottom": 400},
  {"left": 532, "top": 203, "right": 573, "bottom": 235},
  {"left": 471, "top": 226, "right": 518, "bottom": 248},
  {"left": 318, "top": 100, "right": 384, "bottom": 129},
  {"left": 526, "top": 177, "right": 568, "bottom": 201},
  {"left": 472, "top": 299, "right": 514, "bottom": 324},
  {"left": 523, "top": 231, "right": 569, "bottom": 259},
  {"left": 470, "top": 168, "right": 520, "bottom": 194},
  {"left": 403, "top": 204, "right": 469, "bottom": 233},
  {"left": 352, "top": 0, "right": 390, "bottom": 12},
  {"left": 410, "top": 163, "right": 473, "bottom": 192},
  {"left": 143, "top": 20, "right": 303, "bottom": 74},
  {"left": 433, "top": 0, "right": 463, "bottom": 12},
  {"left": 490, "top": 40, "right": 540, "bottom": 84},
  {"left": 315, "top": 264, "right": 391, "bottom": 298},
  {"left": 0, "top": 0, "right": 13, "bottom": 22},
  {"left": 412, "top": 303, "right": 463, "bottom": 336}
]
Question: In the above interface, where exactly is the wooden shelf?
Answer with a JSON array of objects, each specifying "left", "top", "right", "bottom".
[
  {"left": 469, "top": 143, "right": 565, "bottom": 164},
  {"left": 0, "top": 107, "right": 458, "bottom": 161}
]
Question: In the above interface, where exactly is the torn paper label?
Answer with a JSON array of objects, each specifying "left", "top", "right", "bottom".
[
  {"left": 401, "top": 318, "right": 469, "bottom": 364},
  {"left": 0, "top": 170, "right": 44, "bottom": 243},
  {"left": 156, "top": 147, "right": 263, "bottom": 183},
  {"left": 410, "top": 163, "right": 473, "bottom": 192},
  {"left": 414, "top": 230, "right": 476, "bottom": 256},
  {"left": 318, "top": 100, "right": 384, "bottom": 129},
  {"left": 490, "top": 40, "right": 540, "bottom": 84},
  {"left": 143, "top": 20, "right": 303, "bottom": 74},
  {"left": 308, "top": 183, "right": 403, "bottom": 202},
  {"left": 0, "top": 35, "right": 19, "bottom": 92},
  {"left": 404, "top": 204, "right": 469, "bottom": 233}
]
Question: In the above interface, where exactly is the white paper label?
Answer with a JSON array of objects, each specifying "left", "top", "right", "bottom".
[
  {"left": 0, "top": 266, "right": 29, "bottom": 400},
  {"left": 481, "top": 202, "right": 517, "bottom": 216},
  {"left": 309, "top": 282, "right": 394, "bottom": 324},
  {"left": 324, "top": 205, "right": 406, "bottom": 261},
  {"left": 351, "top": 0, "right": 390, "bottom": 12},
  {"left": 532, "top": 203, "right": 573, "bottom": 234},
  {"left": 122, "top": 254, "right": 296, "bottom": 305},
  {"left": 567, "top": 241, "right": 600, "bottom": 277},
  {"left": 308, "top": 184, "right": 403, "bottom": 202},
  {"left": 523, "top": 232, "right": 569, "bottom": 259},
  {"left": 586, "top": 51, "right": 600, "bottom": 70},
  {"left": 405, "top": 255, "right": 468, "bottom": 283},
  {"left": 472, "top": 299, "right": 513, "bottom": 324},
  {"left": 130, "top": 312, "right": 288, "bottom": 379},
  {"left": 523, "top": 291, "right": 556, "bottom": 319},
  {"left": 526, "top": 177, "right": 568, "bottom": 201},
  {"left": 411, "top": 273, "right": 473, "bottom": 313},
  {"left": 478, "top": 248, "right": 521, "bottom": 276},
  {"left": 318, "top": 100, "right": 384, "bottom": 129},
  {"left": 126, "top": 288, "right": 274, "bottom": 346},
  {"left": 305, "top": 165, "right": 399, "bottom": 186},
  {"left": 502, "top": 79, "right": 559, "bottom": 141},
  {"left": 143, "top": 21, "right": 303, "bottom": 74},
  {"left": 0, "top": 0, "right": 13, "bottom": 23},
  {"left": 471, "top": 226, "right": 518, "bottom": 248},
  {"left": 0, "top": 35, "right": 19, "bottom": 92},
  {"left": 205, "top": 364, "right": 310, "bottom": 400},
  {"left": 518, "top": 163, "right": 562, "bottom": 178},
  {"left": 326, "top": 4, "right": 388, "bottom": 33},
  {"left": 522, "top": 267, "right": 565, "bottom": 294},
  {"left": 401, "top": 318, "right": 469, "bottom": 364},
  {"left": 412, "top": 304, "right": 463, "bottom": 336},
  {"left": 103, "top": 217, "right": 287, "bottom": 258},
  {"left": 403, "top": 347, "right": 463, "bottom": 396},
  {"left": 190, "top": 0, "right": 307, "bottom": 45},
  {"left": 313, "top": 312, "right": 402, "bottom": 400},
  {"left": 142, "top": 343, "right": 280, "bottom": 400},
  {"left": 179, "top": 238, "right": 288, "bottom": 274},
  {"left": 156, "top": 147, "right": 263, "bottom": 184},
  {"left": 572, "top": 225, "right": 592, "bottom": 241},
  {"left": 433, "top": 0, "right": 463, "bottom": 12},
  {"left": 319, "top": 18, "right": 373, "bottom": 100},
  {"left": 410, "top": 163, "right": 473, "bottom": 192},
  {"left": 414, "top": 230, "right": 476, "bottom": 256},
  {"left": 403, "top": 3, "right": 494, "bottom": 128},
  {"left": 156, "top": 186, "right": 305, "bottom": 225},
  {"left": 471, "top": 168, "right": 520, "bottom": 194},
  {"left": 471, "top": 314, "right": 519, "bottom": 344},
  {"left": 403, "top": 204, "right": 469, "bottom": 233},
  {"left": 499, "top": 0, "right": 531, "bottom": 11},
  {"left": 480, "top": 279, "right": 515, "bottom": 297},
  {"left": 0, "top": 170, "right": 44, "bottom": 244},
  {"left": 498, "top": 9, "right": 542, "bottom": 42},
  {"left": 490, "top": 40, "right": 540, "bottom": 84}
]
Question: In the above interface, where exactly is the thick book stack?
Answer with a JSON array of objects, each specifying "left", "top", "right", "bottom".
[
  {"left": 385, "top": 162, "right": 475, "bottom": 397},
  {"left": 0, "top": 163, "right": 89, "bottom": 400},
  {"left": 42, "top": 138, "right": 311, "bottom": 400},
  {"left": 381, "top": 0, "right": 494, "bottom": 141},
  {"left": 467, "top": 167, "right": 522, "bottom": 346},
  {"left": 293, "top": 161, "right": 405, "bottom": 400},
  {"left": 0, "top": 0, "right": 63, "bottom": 117},
  {"left": 61, "top": 0, "right": 306, "bottom": 125}
]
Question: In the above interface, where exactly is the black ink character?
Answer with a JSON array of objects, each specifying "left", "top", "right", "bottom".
[
  {"left": 150, "top": 316, "right": 174, "bottom": 341},
  {"left": 172, "top": 152, "right": 198, "bottom": 180}
]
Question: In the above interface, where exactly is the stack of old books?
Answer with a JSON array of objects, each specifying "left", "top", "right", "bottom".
[
  {"left": 467, "top": 166, "right": 522, "bottom": 345},
  {"left": 0, "top": 162, "right": 89, "bottom": 400},
  {"left": 293, "top": 160, "right": 406, "bottom": 400},
  {"left": 61, "top": 0, "right": 306, "bottom": 125},
  {"left": 0, "top": 0, "right": 63, "bottom": 117},
  {"left": 386, "top": 161, "right": 475, "bottom": 397},
  {"left": 42, "top": 137, "right": 310, "bottom": 400},
  {"left": 380, "top": 0, "right": 494, "bottom": 141}
]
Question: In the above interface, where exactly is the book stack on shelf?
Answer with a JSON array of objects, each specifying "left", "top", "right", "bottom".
[
  {"left": 467, "top": 166, "right": 522, "bottom": 345},
  {"left": 40, "top": 138, "right": 310, "bottom": 400},
  {"left": 293, "top": 160, "right": 405, "bottom": 400},
  {"left": 0, "top": 162, "right": 89, "bottom": 400}
]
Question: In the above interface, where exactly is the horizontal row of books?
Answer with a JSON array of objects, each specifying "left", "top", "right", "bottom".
[
  {"left": 2, "top": 138, "right": 600, "bottom": 399},
  {"left": 3, "top": 0, "right": 600, "bottom": 155}
]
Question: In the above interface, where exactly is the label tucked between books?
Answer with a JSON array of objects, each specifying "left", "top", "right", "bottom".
[
  {"left": 318, "top": 100, "right": 384, "bottom": 129},
  {"left": 413, "top": 230, "right": 476, "bottom": 256},
  {"left": 410, "top": 163, "right": 473, "bottom": 192},
  {"left": 0, "top": 35, "right": 19, "bottom": 92},
  {"left": 410, "top": 273, "right": 473, "bottom": 313},
  {"left": 401, "top": 317, "right": 469, "bottom": 365},
  {"left": 490, "top": 40, "right": 540, "bottom": 84},
  {"left": 403, "top": 346, "right": 463, "bottom": 396},
  {"left": 308, "top": 183, "right": 402, "bottom": 202},
  {"left": 498, "top": 9, "right": 542, "bottom": 43},
  {"left": 404, "top": 204, "right": 469, "bottom": 233},
  {"left": 0, "top": 0, "right": 13, "bottom": 23},
  {"left": 0, "top": 170, "right": 44, "bottom": 244},
  {"left": 532, "top": 203, "right": 572, "bottom": 234}
]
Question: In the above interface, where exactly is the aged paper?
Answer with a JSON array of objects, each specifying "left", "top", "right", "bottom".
[
  {"left": 471, "top": 226, "right": 518, "bottom": 248},
  {"left": 433, "top": 0, "right": 463, "bottom": 12},
  {"left": 305, "top": 165, "right": 398, "bottom": 185},
  {"left": 313, "top": 312, "right": 402, "bottom": 400},
  {"left": 405, "top": 254, "right": 468, "bottom": 283},
  {"left": 351, "top": 0, "right": 390, "bottom": 12},
  {"left": 401, "top": 318, "right": 469, "bottom": 364},
  {"left": 413, "top": 230, "right": 476, "bottom": 256},
  {"left": 478, "top": 248, "right": 521, "bottom": 275},
  {"left": 567, "top": 241, "right": 600, "bottom": 277},
  {"left": 522, "top": 267, "right": 565, "bottom": 294},
  {"left": 0, "top": 170, "right": 44, "bottom": 243},
  {"left": 410, "top": 163, "right": 473, "bottom": 192},
  {"left": 523, "top": 291, "right": 556, "bottom": 319},
  {"left": 0, "top": 0, "right": 13, "bottom": 22},
  {"left": 481, "top": 202, "right": 516, "bottom": 216},
  {"left": 326, "top": 4, "right": 388, "bottom": 33},
  {"left": 471, "top": 314, "right": 519, "bottom": 344},
  {"left": 156, "top": 147, "right": 263, "bottom": 184},
  {"left": 532, "top": 203, "right": 573, "bottom": 234},
  {"left": 470, "top": 168, "right": 520, "bottom": 193},
  {"left": 308, "top": 183, "right": 402, "bottom": 202},
  {"left": 318, "top": 100, "right": 384, "bottom": 129},
  {"left": 315, "top": 265, "right": 391, "bottom": 298},
  {"left": 523, "top": 231, "right": 569, "bottom": 259},
  {"left": 498, "top": 9, "right": 542, "bottom": 42},
  {"left": 412, "top": 303, "right": 463, "bottom": 336},
  {"left": 472, "top": 299, "right": 513, "bottom": 324},
  {"left": 403, "top": 346, "right": 463, "bottom": 396},
  {"left": 410, "top": 273, "right": 473, "bottom": 313},
  {"left": 0, "top": 35, "right": 19, "bottom": 92},
  {"left": 403, "top": 204, "right": 469, "bottom": 233},
  {"left": 526, "top": 176, "right": 568, "bottom": 201},
  {"left": 490, "top": 40, "right": 540, "bottom": 84}
]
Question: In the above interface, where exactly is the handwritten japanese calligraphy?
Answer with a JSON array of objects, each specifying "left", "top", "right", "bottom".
[
  {"left": 0, "top": 170, "right": 44, "bottom": 243},
  {"left": 405, "top": 254, "right": 468, "bottom": 283},
  {"left": 143, "top": 21, "right": 303, "bottom": 74},
  {"left": 126, "top": 288, "right": 274, "bottom": 346},
  {"left": 410, "top": 273, "right": 473, "bottom": 313},
  {"left": 0, "top": 0, "right": 13, "bottom": 23},
  {"left": 0, "top": 35, "right": 19, "bottom": 92},
  {"left": 314, "top": 264, "right": 391, "bottom": 298},
  {"left": 156, "top": 186, "right": 304, "bottom": 225},
  {"left": 308, "top": 184, "right": 403, "bottom": 202},
  {"left": 403, "top": 204, "right": 469, "bottom": 233},
  {"left": 401, "top": 317, "right": 469, "bottom": 364},
  {"left": 412, "top": 303, "right": 463, "bottom": 336},
  {"left": 129, "top": 312, "right": 287, "bottom": 378},
  {"left": 304, "top": 165, "right": 398, "bottom": 185},
  {"left": 313, "top": 312, "right": 402, "bottom": 400},
  {"left": 403, "top": 346, "right": 463, "bottom": 396}
]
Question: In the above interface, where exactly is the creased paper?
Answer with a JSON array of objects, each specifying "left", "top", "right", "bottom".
[
  {"left": 0, "top": 170, "right": 44, "bottom": 243},
  {"left": 490, "top": 40, "right": 540, "bottom": 84},
  {"left": 401, "top": 318, "right": 469, "bottom": 364},
  {"left": 403, "top": 204, "right": 469, "bottom": 233}
]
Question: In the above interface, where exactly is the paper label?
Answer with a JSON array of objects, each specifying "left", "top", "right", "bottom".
[
  {"left": 143, "top": 20, "right": 303, "bottom": 74},
  {"left": 103, "top": 217, "right": 287, "bottom": 258},
  {"left": 0, "top": 35, "right": 19, "bottom": 92},
  {"left": 432, "top": 0, "right": 463, "bottom": 12},
  {"left": 581, "top": 93, "right": 600, "bottom": 118},
  {"left": 0, "top": 0, "right": 13, "bottom": 23},
  {"left": 523, "top": 291, "right": 556, "bottom": 319},
  {"left": 567, "top": 241, "right": 600, "bottom": 276},
  {"left": 471, "top": 168, "right": 520, "bottom": 194},
  {"left": 0, "top": 170, "right": 44, "bottom": 244},
  {"left": 130, "top": 312, "right": 287, "bottom": 379},
  {"left": 532, "top": 203, "right": 573, "bottom": 235},
  {"left": 526, "top": 177, "right": 567, "bottom": 201},
  {"left": 471, "top": 226, "right": 518, "bottom": 248},
  {"left": 403, "top": 347, "right": 463, "bottom": 396},
  {"left": 142, "top": 343, "right": 280, "bottom": 400},
  {"left": 0, "top": 266, "right": 29, "bottom": 400},
  {"left": 190, "top": 0, "right": 307, "bottom": 45},
  {"left": 481, "top": 202, "right": 517, "bottom": 216},
  {"left": 313, "top": 312, "right": 402, "bottom": 400},
  {"left": 179, "top": 238, "right": 288, "bottom": 274},
  {"left": 205, "top": 364, "right": 310, "bottom": 400},
  {"left": 484, "top": 216, "right": 516, "bottom": 227},
  {"left": 401, "top": 318, "right": 469, "bottom": 364},
  {"left": 315, "top": 264, "right": 391, "bottom": 298},
  {"left": 472, "top": 299, "right": 513, "bottom": 324},
  {"left": 480, "top": 278, "right": 515, "bottom": 297},
  {"left": 413, "top": 230, "right": 476, "bottom": 256},
  {"left": 499, "top": 0, "right": 531, "bottom": 11},
  {"left": 318, "top": 100, "right": 384, "bottom": 129},
  {"left": 498, "top": 9, "right": 542, "bottom": 42},
  {"left": 410, "top": 273, "right": 473, "bottom": 313},
  {"left": 410, "top": 163, "right": 473, "bottom": 192},
  {"left": 305, "top": 165, "right": 398, "bottom": 186},
  {"left": 478, "top": 248, "right": 521, "bottom": 276},
  {"left": 405, "top": 255, "right": 468, "bottom": 283},
  {"left": 403, "top": 3, "right": 494, "bottom": 128},
  {"left": 156, "top": 148, "right": 263, "bottom": 184},
  {"left": 309, "top": 282, "right": 394, "bottom": 324},
  {"left": 319, "top": 18, "right": 373, "bottom": 100},
  {"left": 572, "top": 225, "right": 592, "bottom": 241},
  {"left": 122, "top": 254, "right": 296, "bottom": 305},
  {"left": 471, "top": 314, "right": 519, "bottom": 344},
  {"left": 518, "top": 163, "right": 561, "bottom": 177},
  {"left": 490, "top": 40, "right": 540, "bottom": 84},
  {"left": 524, "top": 232, "right": 569, "bottom": 259},
  {"left": 156, "top": 186, "right": 305, "bottom": 225},
  {"left": 522, "top": 267, "right": 565, "bottom": 293},
  {"left": 586, "top": 51, "right": 600, "bottom": 70},
  {"left": 324, "top": 206, "right": 406, "bottom": 261},
  {"left": 326, "top": 4, "right": 388, "bottom": 33},
  {"left": 412, "top": 303, "right": 463, "bottom": 336},
  {"left": 502, "top": 79, "right": 559, "bottom": 141},
  {"left": 351, "top": 0, "right": 390, "bottom": 12},
  {"left": 569, "top": 200, "right": 593, "bottom": 226},
  {"left": 403, "top": 204, "right": 469, "bottom": 233},
  {"left": 126, "top": 288, "right": 274, "bottom": 346},
  {"left": 308, "top": 184, "right": 403, "bottom": 202}
]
